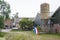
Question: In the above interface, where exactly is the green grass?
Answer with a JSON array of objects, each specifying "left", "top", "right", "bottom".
[
  {"left": 0, "top": 32, "right": 7, "bottom": 37},
  {"left": 5, "top": 31, "right": 60, "bottom": 40},
  {"left": 40, "top": 34, "right": 60, "bottom": 40},
  {"left": 0, "top": 31, "right": 60, "bottom": 40},
  {"left": 0, "top": 32, "right": 7, "bottom": 40},
  {"left": 0, "top": 37, "right": 5, "bottom": 40},
  {"left": 11, "top": 29, "right": 20, "bottom": 31}
]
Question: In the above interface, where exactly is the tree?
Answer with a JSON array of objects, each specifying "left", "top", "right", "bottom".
[
  {"left": 5, "top": 14, "right": 10, "bottom": 20},
  {"left": 19, "top": 18, "right": 33, "bottom": 30},
  {"left": 0, "top": 0, "right": 11, "bottom": 20},
  {"left": 0, "top": 15, "right": 4, "bottom": 32}
]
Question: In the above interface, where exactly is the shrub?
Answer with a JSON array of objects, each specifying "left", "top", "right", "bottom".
[
  {"left": 19, "top": 18, "right": 33, "bottom": 30},
  {"left": 37, "top": 25, "right": 41, "bottom": 32}
]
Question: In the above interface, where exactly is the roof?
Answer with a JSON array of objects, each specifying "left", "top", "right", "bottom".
[
  {"left": 50, "top": 7, "right": 60, "bottom": 24},
  {"left": 51, "top": 7, "right": 60, "bottom": 17}
]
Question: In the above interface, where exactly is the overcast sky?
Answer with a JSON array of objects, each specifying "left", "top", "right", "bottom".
[{"left": 4, "top": 0, "right": 60, "bottom": 17}]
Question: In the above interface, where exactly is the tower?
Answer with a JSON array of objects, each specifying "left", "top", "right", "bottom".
[
  {"left": 40, "top": 3, "right": 49, "bottom": 19},
  {"left": 40, "top": 3, "right": 50, "bottom": 32}
]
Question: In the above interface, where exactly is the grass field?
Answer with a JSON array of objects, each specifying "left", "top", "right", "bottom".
[
  {"left": 0, "top": 32, "right": 7, "bottom": 37},
  {"left": 5, "top": 31, "right": 60, "bottom": 40},
  {"left": 0, "top": 37, "right": 5, "bottom": 40},
  {"left": 0, "top": 32, "right": 7, "bottom": 40},
  {"left": 40, "top": 34, "right": 60, "bottom": 40}
]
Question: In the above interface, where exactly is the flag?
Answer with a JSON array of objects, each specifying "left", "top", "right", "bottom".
[{"left": 36, "top": 28, "right": 38, "bottom": 34}]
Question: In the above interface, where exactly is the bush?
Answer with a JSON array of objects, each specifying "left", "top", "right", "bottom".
[
  {"left": 19, "top": 18, "right": 33, "bottom": 30},
  {"left": 37, "top": 25, "right": 41, "bottom": 32}
]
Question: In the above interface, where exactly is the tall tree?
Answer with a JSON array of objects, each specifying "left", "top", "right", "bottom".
[
  {"left": 0, "top": 15, "right": 4, "bottom": 32},
  {"left": 0, "top": 0, "right": 11, "bottom": 20}
]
